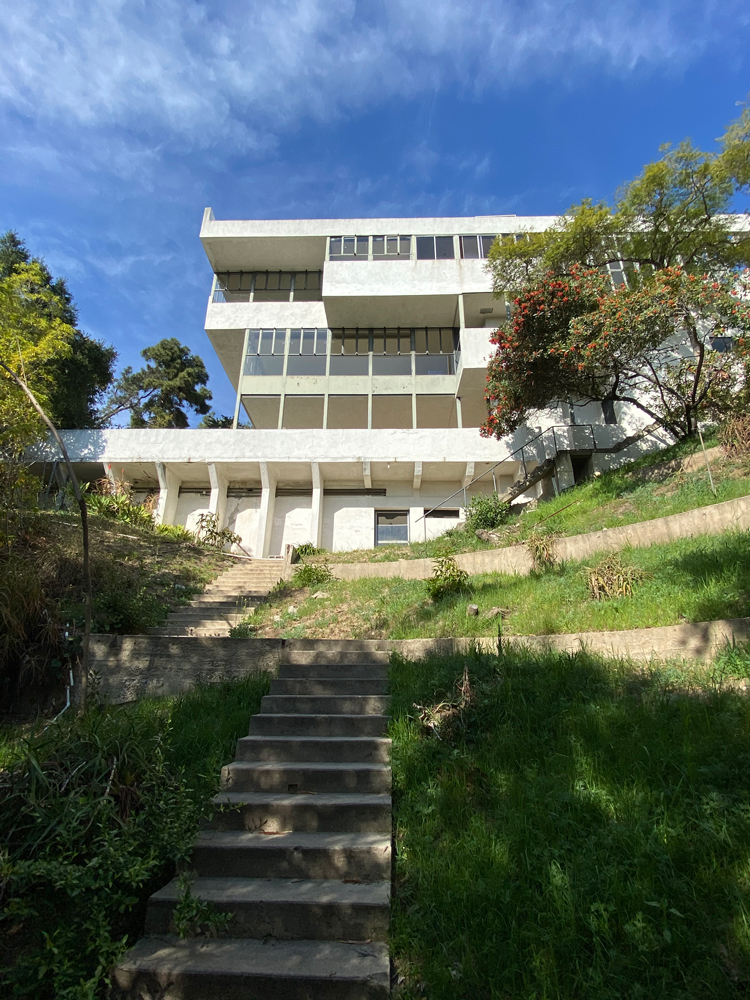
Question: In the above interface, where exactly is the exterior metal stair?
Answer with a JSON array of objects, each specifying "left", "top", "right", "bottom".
[
  {"left": 147, "top": 558, "right": 287, "bottom": 637},
  {"left": 111, "top": 643, "right": 392, "bottom": 999}
]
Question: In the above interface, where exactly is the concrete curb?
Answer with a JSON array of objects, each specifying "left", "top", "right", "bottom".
[
  {"left": 92, "top": 618, "right": 750, "bottom": 703},
  {"left": 329, "top": 493, "right": 750, "bottom": 581}
]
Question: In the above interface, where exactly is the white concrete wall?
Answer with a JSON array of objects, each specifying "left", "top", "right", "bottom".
[
  {"left": 322, "top": 498, "right": 376, "bottom": 552},
  {"left": 225, "top": 496, "right": 262, "bottom": 556},
  {"left": 269, "top": 497, "right": 313, "bottom": 556},
  {"left": 175, "top": 494, "right": 211, "bottom": 534}
]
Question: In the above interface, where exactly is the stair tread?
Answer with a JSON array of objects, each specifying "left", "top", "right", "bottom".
[
  {"left": 152, "top": 876, "right": 390, "bottom": 905},
  {"left": 225, "top": 761, "right": 390, "bottom": 772},
  {"left": 195, "top": 830, "right": 390, "bottom": 851},
  {"left": 115, "top": 935, "right": 389, "bottom": 980},
  {"left": 214, "top": 791, "right": 391, "bottom": 807}
]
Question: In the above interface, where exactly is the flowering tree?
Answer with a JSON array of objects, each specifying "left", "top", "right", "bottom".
[{"left": 481, "top": 266, "right": 750, "bottom": 442}]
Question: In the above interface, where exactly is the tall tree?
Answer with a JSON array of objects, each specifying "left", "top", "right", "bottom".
[
  {"left": 0, "top": 230, "right": 116, "bottom": 427},
  {"left": 482, "top": 109, "right": 750, "bottom": 443},
  {"left": 103, "top": 338, "right": 212, "bottom": 428}
]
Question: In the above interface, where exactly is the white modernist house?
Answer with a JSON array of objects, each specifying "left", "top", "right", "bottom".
[{"left": 45, "top": 213, "right": 664, "bottom": 556}]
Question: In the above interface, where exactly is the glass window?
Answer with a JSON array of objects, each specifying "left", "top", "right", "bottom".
[
  {"left": 330, "top": 354, "right": 369, "bottom": 375},
  {"left": 216, "top": 273, "right": 228, "bottom": 289},
  {"left": 330, "top": 237, "right": 342, "bottom": 255},
  {"left": 258, "top": 329, "right": 274, "bottom": 355},
  {"left": 387, "top": 236, "right": 398, "bottom": 254},
  {"left": 416, "top": 236, "right": 435, "bottom": 260},
  {"left": 242, "top": 395, "right": 280, "bottom": 428},
  {"left": 282, "top": 395, "right": 325, "bottom": 429},
  {"left": 373, "top": 355, "right": 411, "bottom": 376},
  {"left": 481, "top": 236, "right": 496, "bottom": 257},
  {"left": 246, "top": 329, "right": 261, "bottom": 354},
  {"left": 287, "top": 354, "right": 326, "bottom": 376},
  {"left": 244, "top": 355, "right": 284, "bottom": 376},
  {"left": 415, "top": 355, "right": 454, "bottom": 375},
  {"left": 357, "top": 236, "right": 369, "bottom": 255},
  {"left": 435, "top": 236, "right": 455, "bottom": 259},
  {"left": 400, "top": 236, "right": 411, "bottom": 255},
  {"left": 327, "top": 395, "right": 368, "bottom": 428},
  {"left": 372, "top": 236, "right": 385, "bottom": 255},
  {"left": 227, "top": 273, "right": 241, "bottom": 291},
  {"left": 460, "top": 236, "right": 480, "bottom": 259},
  {"left": 414, "top": 329, "right": 427, "bottom": 353},
  {"left": 315, "top": 328, "right": 328, "bottom": 354},
  {"left": 427, "top": 328, "right": 441, "bottom": 354},
  {"left": 300, "top": 329, "right": 315, "bottom": 356},
  {"left": 376, "top": 511, "right": 409, "bottom": 545},
  {"left": 240, "top": 273, "right": 253, "bottom": 291},
  {"left": 372, "top": 330, "right": 385, "bottom": 355},
  {"left": 289, "top": 329, "right": 301, "bottom": 355}
]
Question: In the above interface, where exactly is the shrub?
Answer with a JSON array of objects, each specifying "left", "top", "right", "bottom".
[
  {"left": 464, "top": 492, "right": 511, "bottom": 532},
  {"left": 295, "top": 542, "right": 324, "bottom": 558},
  {"left": 154, "top": 523, "right": 195, "bottom": 543},
  {"left": 228, "top": 619, "right": 256, "bottom": 638},
  {"left": 291, "top": 563, "right": 333, "bottom": 589},
  {"left": 85, "top": 490, "right": 155, "bottom": 531},
  {"left": 526, "top": 529, "right": 557, "bottom": 572},
  {"left": 426, "top": 557, "right": 469, "bottom": 601},
  {"left": 195, "top": 512, "right": 242, "bottom": 551},
  {"left": 719, "top": 413, "right": 750, "bottom": 459},
  {"left": 587, "top": 553, "right": 645, "bottom": 600}
]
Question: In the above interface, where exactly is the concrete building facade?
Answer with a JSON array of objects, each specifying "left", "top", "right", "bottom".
[{"left": 43, "top": 213, "right": 663, "bottom": 556}]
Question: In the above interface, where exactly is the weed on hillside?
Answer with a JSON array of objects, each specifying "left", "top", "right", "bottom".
[
  {"left": 389, "top": 645, "right": 750, "bottom": 998},
  {"left": 0, "top": 673, "right": 270, "bottom": 999}
]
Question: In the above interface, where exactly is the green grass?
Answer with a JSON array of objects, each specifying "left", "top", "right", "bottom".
[
  {"left": 251, "top": 529, "right": 750, "bottom": 640},
  {"left": 389, "top": 644, "right": 750, "bottom": 998},
  {"left": 322, "top": 433, "right": 750, "bottom": 564},
  {"left": 0, "top": 673, "right": 270, "bottom": 999}
]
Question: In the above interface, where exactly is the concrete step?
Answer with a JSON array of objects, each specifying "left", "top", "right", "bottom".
[
  {"left": 220, "top": 761, "right": 391, "bottom": 794},
  {"left": 111, "top": 936, "right": 389, "bottom": 999},
  {"left": 192, "top": 830, "right": 391, "bottom": 880},
  {"left": 247, "top": 714, "right": 389, "bottom": 738},
  {"left": 235, "top": 736, "right": 392, "bottom": 764},
  {"left": 147, "top": 626, "right": 231, "bottom": 637},
  {"left": 145, "top": 876, "right": 390, "bottom": 941},
  {"left": 261, "top": 695, "right": 390, "bottom": 716},
  {"left": 278, "top": 663, "right": 389, "bottom": 680},
  {"left": 209, "top": 792, "right": 392, "bottom": 833},
  {"left": 286, "top": 640, "right": 394, "bottom": 651},
  {"left": 186, "top": 599, "right": 259, "bottom": 610},
  {"left": 270, "top": 678, "right": 390, "bottom": 696},
  {"left": 281, "top": 651, "right": 391, "bottom": 666},
  {"left": 164, "top": 614, "right": 245, "bottom": 626}
]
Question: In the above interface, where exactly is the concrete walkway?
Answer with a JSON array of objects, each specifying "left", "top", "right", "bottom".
[{"left": 111, "top": 643, "right": 391, "bottom": 999}]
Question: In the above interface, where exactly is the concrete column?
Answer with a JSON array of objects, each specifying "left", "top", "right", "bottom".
[
  {"left": 257, "top": 462, "right": 277, "bottom": 557},
  {"left": 232, "top": 329, "right": 250, "bottom": 429},
  {"left": 462, "top": 462, "right": 475, "bottom": 488},
  {"left": 207, "top": 463, "right": 229, "bottom": 530},
  {"left": 310, "top": 462, "right": 324, "bottom": 548},
  {"left": 155, "top": 462, "right": 181, "bottom": 525},
  {"left": 409, "top": 506, "right": 425, "bottom": 545},
  {"left": 455, "top": 395, "right": 463, "bottom": 429},
  {"left": 554, "top": 453, "right": 576, "bottom": 493},
  {"left": 363, "top": 460, "right": 372, "bottom": 489},
  {"left": 103, "top": 463, "right": 116, "bottom": 489},
  {"left": 412, "top": 461, "right": 422, "bottom": 490}
]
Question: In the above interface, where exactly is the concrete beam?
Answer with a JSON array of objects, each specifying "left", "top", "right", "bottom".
[
  {"left": 257, "top": 462, "right": 277, "bottom": 558},
  {"left": 311, "top": 462, "right": 323, "bottom": 548},
  {"left": 155, "top": 463, "right": 181, "bottom": 525},
  {"left": 208, "top": 463, "right": 229, "bottom": 530},
  {"left": 412, "top": 462, "right": 422, "bottom": 491},
  {"left": 363, "top": 460, "right": 372, "bottom": 489},
  {"left": 462, "top": 462, "right": 475, "bottom": 488}
]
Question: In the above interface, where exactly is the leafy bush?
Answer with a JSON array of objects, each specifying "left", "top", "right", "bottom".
[
  {"left": 154, "top": 523, "right": 196, "bottom": 543},
  {"left": 0, "top": 675, "right": 270, "bottom": 999},
  {"left": 464, "top": 492, "right": 511, "bottom": 532},
  {"left": 85, "top": 490, "right": 154, "bottom": 531},
  {"left": 195, "top": 512, "right": 241, "bottom": 550},
  {"left": 291, "top": 563, "right": 333, "bottom": 589},
  {"left": 228, "top": 619, "right": 256, "bottom": 638},
  {"left": 426, "top": 557, "right": 469, "bottom": 601}
]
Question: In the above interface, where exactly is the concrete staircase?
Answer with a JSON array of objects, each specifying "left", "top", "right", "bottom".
[
  {"left": 111, "top": 644, "right": 392, "bottom": 999},
  {"left": 148, "top": 558, "right": 287, "bottom": 637}
]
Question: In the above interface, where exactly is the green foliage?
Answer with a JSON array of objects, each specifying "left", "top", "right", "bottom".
[
  {"left": 388, "top": 648, "right": 750, "bottom": 998},
  {"left": 426, "top": 557, "right": 469, "bottom": 601},
  {"left": 85, "top": 488, "right": 155, "bottom": 531},
  {"left": 173, "top": 872, "right": 233, "bottom": 938},
  {"left": 525, "top": 528, "right": 557, "bottom": 572},
  {"left": 104, "top": 338, "right": 212, "bottom": 428},
  {"left": 195, "top": 512, "right": 241, "bottom": 550},
  {"left": 0, "top": 674, "right": 269, "bottom": 999},
  {"left": 0, "top": 230, "right": 116, "bottom": 430},
  {"left": 291, "top": 562, "right": 333, "bottom": 588},
  {"left": 228, "top": 619, "right": 256, "bottom": 638},
  {"left": 719, "top": 413, "right": 750, "bottom": 459},
  {"left": 295, "top": 542, "right": 324, "bottom": 557},
  {"left": 464, "top": 493, "right": 511, "bottom": 531},
  {"left": 197, "top": 410, "right": 233, "bottom": 428},
  {"left": 154, "top": 522, "right": 196, "bottom": 542}
]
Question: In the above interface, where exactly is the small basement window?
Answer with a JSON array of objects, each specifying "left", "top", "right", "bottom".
[
  {"left": 375, "top": 511, "right": 409, "bottom": 545},
  {"left": 425, "top": 508, "right": 460, "bottom": 518}
]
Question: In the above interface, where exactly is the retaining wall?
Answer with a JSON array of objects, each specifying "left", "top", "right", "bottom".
[
  {"left": 92, "top": 618, "right": 750, "bottom": 703},
  {"left": 330, "top": 493, "right": 750, "bottom": 582}
]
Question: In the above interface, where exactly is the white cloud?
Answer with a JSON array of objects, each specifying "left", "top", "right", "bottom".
[{"left": 0, "top": 0, "right": 745, "bottom": 161}]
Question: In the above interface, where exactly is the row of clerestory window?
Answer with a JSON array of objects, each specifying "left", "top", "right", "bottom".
[{"left": 327, "top": 234, "right": 502, "bottom": 261}]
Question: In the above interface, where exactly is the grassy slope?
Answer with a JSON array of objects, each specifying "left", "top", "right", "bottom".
[
  {"left": 0, "top": 673, "right": 270, "bottom": 998},
  {"left": 389, "top": 645, "right": 750, "bottom": 999},
  {"left": 249, "top": 528, "right": 750, "bottom": 640},
  {"left": 322, "top": 434, "right": 749, "bottom": 563}
]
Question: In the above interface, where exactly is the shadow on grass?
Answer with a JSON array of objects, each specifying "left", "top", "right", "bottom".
[
  {"left": 666, "top": 531, "right": 750, "bottom": 624},
  {"left": 389, "top": 647, "right": 750, "bottom": 999}
]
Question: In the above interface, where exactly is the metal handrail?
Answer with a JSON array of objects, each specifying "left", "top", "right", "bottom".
[{"left": 415, "top": 423, "right": 597, "bottom": 523}]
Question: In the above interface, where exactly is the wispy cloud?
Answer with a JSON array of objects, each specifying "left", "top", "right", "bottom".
[{"left": 1, "top": 0, "right": 745, "bottom": 167}]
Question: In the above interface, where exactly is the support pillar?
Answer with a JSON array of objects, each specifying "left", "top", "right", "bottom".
[
  {"left": 310, "top": 462, "right": 324, "bottom": 548},
  {"left": 257, "top": 462, "right": 276, "bottom": 558},
  {"left": 155, "top": 462, "right": 181, "bottom": 526},
  {"left": 412, "top": 461, "right": 422, "bottom": 491},
  {"left": 207, "top": 463, "right": 229, "bottom": 530},
  {"left": 363, "top": 460, "right": 372, "bottom": 489}
]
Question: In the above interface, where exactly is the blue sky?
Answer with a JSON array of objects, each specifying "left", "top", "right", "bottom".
[{"left": 2, "top": 0, "right": 749, "bottom": 420}]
